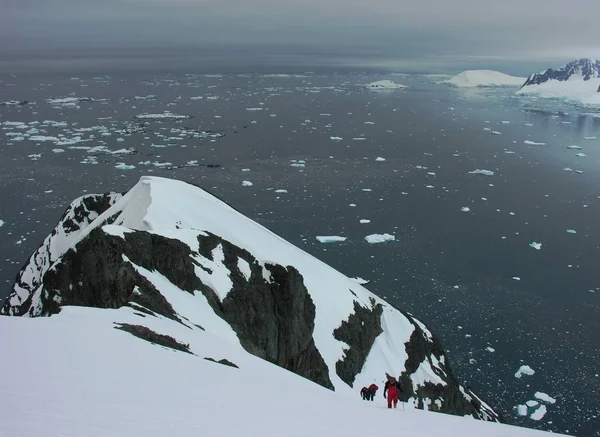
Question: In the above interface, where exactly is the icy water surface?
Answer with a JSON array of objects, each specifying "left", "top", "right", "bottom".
[{"left": 1, "top": 72, "right": 599, "bottom": 436}]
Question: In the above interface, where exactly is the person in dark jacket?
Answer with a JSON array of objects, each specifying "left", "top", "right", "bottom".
[
  {"left": 360, "top": 386, "right": 369, "bottom": 400},
  {"left": 383, "top": 376, "right": 402, "bottom": 409}
]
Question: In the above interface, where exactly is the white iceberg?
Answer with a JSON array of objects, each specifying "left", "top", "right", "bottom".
[
  {"left": 468, "top": 169, "right": 494, "bottom": 176},
  {"left": 515, "top": 365, "right": 535, "bottom": 378},
  {"left": 529, "top": 242, "right": 542, "bottom": 250},
  {"left": 316, "top": 236, "right": 347, "bottom": 243},
  {"left": 442, "top": 70, "right": 526, "bottom": 88},
  {"left": 534, "top": 392, "right": 556, "bottom": 404},
  {"left": 365, "top": 80, "right": 409, "bottom": 90},
  {"left": 365, "top": 233, "right": 395, "bottom": 244}
]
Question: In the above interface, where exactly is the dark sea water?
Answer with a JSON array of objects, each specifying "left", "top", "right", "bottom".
[{"left": 1, "top": 72, "right": 599, "bottom": 436}]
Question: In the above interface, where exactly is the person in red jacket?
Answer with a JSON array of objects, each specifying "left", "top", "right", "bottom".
[
  {"left": 367, "top": 383, "right": 378, "bottom": 401},
  {"left": 383, "top": 376, "right": 401, "bottom": 409}
]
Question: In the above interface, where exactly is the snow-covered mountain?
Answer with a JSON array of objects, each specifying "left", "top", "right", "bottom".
[
  {"left": 364, "top": 79, "right": 409, "bottom": 90},
  {"left": 516, "top": 59, "right": 600, "bottom": 105},
  {"left": 442, "top": 70, "right": 526, "bottom": 87},
  {"left": 1, "top": 176, "right": 569, "bottom": 436}
]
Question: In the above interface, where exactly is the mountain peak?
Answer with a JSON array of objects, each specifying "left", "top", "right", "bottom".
[{"left": 523, "top": 58, "right": 600, "bottom": 86}]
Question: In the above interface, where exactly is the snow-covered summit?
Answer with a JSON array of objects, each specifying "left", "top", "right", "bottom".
[
  {"left": 365, "top": 80, "right": 409, "bottom": 90},
  {"left": 442, "top": 70, "right": 526, "bottom": 88},
  {"left": 2, "top": 176, "right": 499, "bottom": 421},
  {"left": 516, "top": 59, "right": 600, "bottom": 106}
]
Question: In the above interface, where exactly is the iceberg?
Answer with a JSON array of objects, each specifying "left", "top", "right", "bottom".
[
  {"left": 365, "top": 233, "right": 395, "bottom": 244},
  {"left": 315, "top": 236, "right": 347, "bottom": 243},
  {"left": 442, "top": 70, "right": 526, "bottom": 88}
]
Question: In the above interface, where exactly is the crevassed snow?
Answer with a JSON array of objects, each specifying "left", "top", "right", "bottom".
[
  {"left": 365, "top": 80, "right": 409, "bottom": 90},
  {"left": 515, "top": 365, "right": 535, "bottom": 378},
  {"left": 443, "top": 71, "right": 526, "bottom": 88}
]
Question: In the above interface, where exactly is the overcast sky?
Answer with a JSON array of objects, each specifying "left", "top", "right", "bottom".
[{"left": 2, "top": 0, "right": 599, "bottom": 73}]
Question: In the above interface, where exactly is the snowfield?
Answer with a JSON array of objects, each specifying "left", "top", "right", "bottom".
[
  {"left": 442, "top": 70, "right": 526, "bottom": 88},
  {"left": 516, "top": 77, "right": 600, "bottom": 106},
  {"left": 0, "top": 308, "right": 562, "bottom": 437}
]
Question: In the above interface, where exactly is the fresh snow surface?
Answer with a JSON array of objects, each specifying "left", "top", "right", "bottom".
[
  {"left": 365, "top": 80, "right": 409, "bottom": 90},
  {"left": 0, "top": 309, "right": 557, "bottom": 437},
  {"left": 516, "top": 77, "right": 600, "bottom": 106},
  {"left": 515, "top": 365, "right": 535, "bottom": 378},
  {"left": 316, "top": 236, "right": 347, "bottom": 243},
  {"left": 443, "top": 70, "right": 526, "bottom": 88},
  {"left": 365, "top": 233, "right": 395, "bottom": 244}
]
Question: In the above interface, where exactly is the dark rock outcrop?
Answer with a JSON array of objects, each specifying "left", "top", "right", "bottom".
[
  {"left": 522, "top": 58, "right": 600, "bottom": 87},
  {"left": 114, "top": 323, "right": 191, "bottom": 354},
  {"left": 333, "top": 297, "right": 383, "bottom": 386},
  {"left": 398, "top": 311, "right": 499, "bottom": 421},
  {"left": 204, "top": 357, "right": 239, "bottom": 368}
]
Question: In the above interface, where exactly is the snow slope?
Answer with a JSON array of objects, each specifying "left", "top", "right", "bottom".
[
  {"left": 0, "top": 307, "right": 562, "bottom": 437},
  {"left": 443, "top": 70, "right": 526, "bottom": 88}
]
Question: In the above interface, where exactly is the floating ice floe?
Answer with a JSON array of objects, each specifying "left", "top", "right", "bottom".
[
  {"left": 241, "top": 180, "right": 253, "bottom": 187},
  {"left": 365, "top": 233, "right": 395, "bottom": 244},
  {"left": 575, "top": 152, "right": 586, "bottom": 157},
  {"left": 486, "top": 347, "right": 495, "bottom": 353},
  {"left": 0, "top": 219, "right": 4, "bottom": 227},
  {"left": 245, "top": 108, "right": 263, "bottom": 111},
  {"left": 515, "top": 365, "right": 535, "bottom": 378},
  {"left": 529, "top": 405, "right": 547, "bottom": 421},
  {"left": 512, "top": 277, "right": 521, "bottom": 281},
  {"left": 534, "top": 392, "right": 556, "bottom": 404},
  {"left": 1, "top": 100, "right": 29, "bottom": 106},
  {"left": 132, "top": 95, "right": 156, "bottom": 100},
  {"left": 566, "top": 145, "right": 582, "bottom": 149},
  {"left": 330, "top": 136, "right": 343, "bottom": 141},
  {"left": 29, "top": 135, "right": 60, "bottom": 142},
  {"left": 375, "top": 157, "right": 386, "bottom": 162},
  {"left": 114, "top": 163, "right": 135, "bottom": 170},
  {"left": 359, "top": 219, "right": 371, "bottom": 224},
  {"left": 135, "top": 111, "right": 191, "bottom": 119},
  {"left": 52, "top": 149, "right": 65, "bottom": 153},
  {"left": 460, "top": 207, "right": 470, "bottom": 212},
  {"left": 274, "top": 189, "right": 287, "bottom": 193},
  {"left": 583, "top": 136, "right": 597, "bottom": 140},
  {"left": 529, "top": 242, "right": 542, "bottom": 250},
  {"left": 566, "top": 229, "right": 576, "bottom": 234},
  {"left": 524, "top": 140, "right": 546, "bottom": 146},
  {"left": 47, "top": 97, "right": 94, "bottom": 105},
  {"left": 491, "top": 131, "right": 502, "bottom": 135},
  {"left": 516, "top": 405, "right": 528, "bottom": 416},
  {"left": 138, "top": 161, "right": 173, "bottom": 168},
  {"left": 316, "top": 236, "right": 347, "bottom": 243},
  {"left": 81, "top": 156, "right": 98, "bottom": 165},
  {"left": 364, "top": 80, "right": 409, "bottom": 90},
  {"left": 352, "top": 137, "right": 366, "bottom": 141},
  {"left": 468, "top": 169, "right": 494, "bottom": 176}
]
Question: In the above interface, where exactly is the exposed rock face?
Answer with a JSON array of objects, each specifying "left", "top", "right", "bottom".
[
  {"left": 333, "top": 298, "right": 383, "bottom": 386},
  {"left": 522, "top": 58, "right": 600, "bottom": 87},
  {"left": 398, "top": 312, "right": 497, "bottom": 420},
  {"left": 1, "top": 177, "right": 501, "bottom": 421}
]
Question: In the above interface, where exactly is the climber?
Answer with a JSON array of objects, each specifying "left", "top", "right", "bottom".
[
  {"left": 360, "top": 386, "right": 369, "bottom": 400},
  {"left": 383, "top": 375, "right": 402, "bottom": 409},
  {"left": 367, "top": 383, "right": 378, "bottom": 401}
]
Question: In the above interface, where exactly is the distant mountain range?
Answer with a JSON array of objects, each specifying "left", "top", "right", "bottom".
[{"left": 522, "top": 58, "right": 600, "bottom": 87}]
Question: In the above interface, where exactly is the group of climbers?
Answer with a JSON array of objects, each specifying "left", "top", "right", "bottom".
[{"left": 360, "top": 374, "right": 403, "bottom": 409}]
